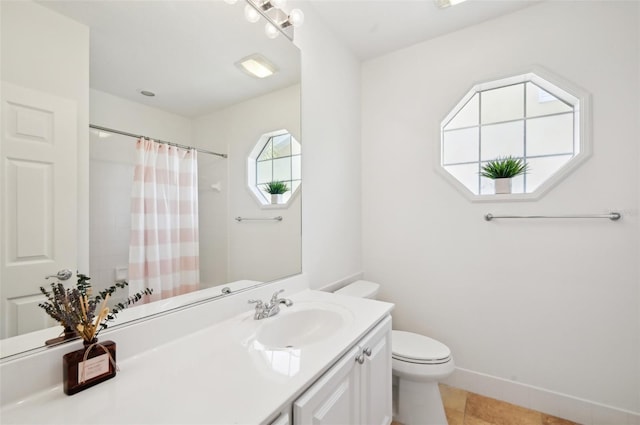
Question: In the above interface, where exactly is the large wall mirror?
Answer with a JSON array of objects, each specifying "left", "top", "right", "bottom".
[{"left": 0, "top": 0, "right": 301, "bottom": 358}]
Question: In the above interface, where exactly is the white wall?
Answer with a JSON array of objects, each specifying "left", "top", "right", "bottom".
[
  {"left": 362, "top": 0, "right": 639, "bottom": 418},
  {"left": 193, "top": 85, "right": 301, "bottom": 284},
  {"left": 1, "top": 0, "right": 90, "bottom": 271},
  {"left": 294, "top": 2, "right": 364, "bottom": 290}
]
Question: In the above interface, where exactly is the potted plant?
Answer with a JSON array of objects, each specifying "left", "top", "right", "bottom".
[
  {"left": 481, "top": 156, "right": 529, "bottom": 194},
  {"left": 263, "top": 180, "right": 289, "bottom": 204},
  {"left": 39, "top": 273, "right": 152, "bottom": 395}
]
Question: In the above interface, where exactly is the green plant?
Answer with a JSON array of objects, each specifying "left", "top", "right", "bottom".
[
  {"left": 481, "top": 156, "right": 529, "bottom": 179},
  {"left": 39, "top": 273, "right": 153, "bottom": 342},
  {"left": 263, "top": 180, "right": 289, "bottom": 195}
]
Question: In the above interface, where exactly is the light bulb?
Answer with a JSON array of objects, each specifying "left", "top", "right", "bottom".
[
  {"left": 287, "top": 9, "right": 304, "bottom": 27},
  {"left": 265, "top": 22, "right": 280, "bottom": 39},
  {"left": 271, "top": 0, "right": 286, "bottom": 8},
  {"left": 223, "top": 0, "right": 238, "bottom": 4},
  {"left": 244, "top": 4, "right": 260, "bottom": 23}
]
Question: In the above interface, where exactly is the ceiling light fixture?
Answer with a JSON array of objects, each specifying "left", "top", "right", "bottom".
[
  {"left": 235, "top": 54, "right": 278, "bottom": 79},
  {"left": 435, "top": 0, "right": 469, "bottom": 8}
]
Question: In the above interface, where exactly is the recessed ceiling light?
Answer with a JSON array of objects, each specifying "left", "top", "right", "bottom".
[
  {"left": 235, "top": 54, "right": 278, "bottom": 79},
  {"left": 435, "top": 0, "right": 468, "bottom": 9},
  {"left": 140, "top": 90, "right": 156, "bottom": 97}
]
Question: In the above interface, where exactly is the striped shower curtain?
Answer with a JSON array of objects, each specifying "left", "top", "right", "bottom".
[{"left": 128, "top": 138, "right": 199, "bottom": 301}]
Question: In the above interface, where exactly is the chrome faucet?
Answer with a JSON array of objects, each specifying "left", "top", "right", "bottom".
[{"left": 248, "top": 289, "right": 293, "bottom": 320}]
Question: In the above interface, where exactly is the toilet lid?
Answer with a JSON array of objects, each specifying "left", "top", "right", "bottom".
[{"left": 392, "top": 330, "right": 451, "bottom": 363}]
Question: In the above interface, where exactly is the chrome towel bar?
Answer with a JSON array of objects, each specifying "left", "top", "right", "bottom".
[
  {"left": 235, "top": 216, "right": 283, "bottom": 222},
  {"left": 485, "top": 212, "right": 621, "bottom": 221}
]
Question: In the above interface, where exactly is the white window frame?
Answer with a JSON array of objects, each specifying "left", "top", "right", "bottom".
[
  {"left": 247, "top": 128, "right": 301, "bottom": 208},
  {"left": 436, "top": 68, "right": 591, "bottom": 202}
]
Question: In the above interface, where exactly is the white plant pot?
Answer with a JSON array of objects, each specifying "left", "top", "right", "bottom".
[
  {"left": 270, "top": 194, "right": 283, "bottom": 204},
  {"left": 494, "top": 178, "right": 512, "bottom": 194}
]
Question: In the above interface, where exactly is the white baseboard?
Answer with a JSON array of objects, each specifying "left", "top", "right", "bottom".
[{"left": 442, "top": 367, "right": 640, "bottom": 425}]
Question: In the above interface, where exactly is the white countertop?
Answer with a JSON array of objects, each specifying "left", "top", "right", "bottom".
[{"left": 0, "top": 290, "right": 393, "bottom": 424}]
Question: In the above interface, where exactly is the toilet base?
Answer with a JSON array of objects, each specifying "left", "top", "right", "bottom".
[{"left": 394, "top": 378, "right": 447, "bottom": 425}]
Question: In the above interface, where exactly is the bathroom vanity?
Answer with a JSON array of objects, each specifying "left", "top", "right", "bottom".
[{"left": 0, "top": 288, "right": 393, "bottom": 424}]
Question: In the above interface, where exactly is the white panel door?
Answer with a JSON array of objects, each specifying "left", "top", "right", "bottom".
[
  {"left": 293, "top": 346, "right": 362, "bottom": 425},
  {"left": 360, "top": 316, "right": 393, "bottom": 425},
  {"left": 1, "top": 82, "right": 78, "bottom": 338}
]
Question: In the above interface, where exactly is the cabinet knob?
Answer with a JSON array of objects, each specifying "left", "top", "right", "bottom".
[
  {"left": 363, "top": 347, "right": 372, "bottom": 357},
  {"left": 355, "top": 354, "right": 365, "bottom": 364}
]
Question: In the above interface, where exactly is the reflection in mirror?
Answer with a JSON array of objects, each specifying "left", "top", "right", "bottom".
[{"left": 0, "top": 0, "right": 301, "bottom": 358}]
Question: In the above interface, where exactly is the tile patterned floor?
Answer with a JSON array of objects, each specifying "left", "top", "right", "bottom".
[{"left": 391, "top": 384, "right": 580, "bottom": 425}]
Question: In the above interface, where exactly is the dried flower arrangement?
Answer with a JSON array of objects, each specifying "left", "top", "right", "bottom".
[{"left": 39, "top": 273, "right": 152, "bottom": 343}]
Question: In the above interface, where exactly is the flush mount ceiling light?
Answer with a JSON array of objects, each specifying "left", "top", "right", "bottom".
[
  {"left": 225, "top": 0, "right": 304, "bottom": 40},
  {"left": 235, "top": 54, "right": 278, "bottom": 79},
  {"left": 435, "top": 0, "right": 468, "bottom": 8}
]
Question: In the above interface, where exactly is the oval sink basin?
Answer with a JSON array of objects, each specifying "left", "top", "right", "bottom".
[{"left": 256, "top": 307, "right": 347, "bottom": 348}]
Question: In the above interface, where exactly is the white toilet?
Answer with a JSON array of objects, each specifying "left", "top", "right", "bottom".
[{"left": 335, "top": 280, "right": 454, "bottom": 425}]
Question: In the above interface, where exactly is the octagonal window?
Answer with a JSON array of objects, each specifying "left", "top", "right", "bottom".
[
  {"left": 439, "top": 71, "right": 590, "bottom": 200},
  {"left": 248, "top": 129, "right": 301, "bottom": 206}
]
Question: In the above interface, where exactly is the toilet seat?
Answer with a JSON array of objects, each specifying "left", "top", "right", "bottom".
[{"left": 392, "top": 330, "right": 451, "bottom": 365}]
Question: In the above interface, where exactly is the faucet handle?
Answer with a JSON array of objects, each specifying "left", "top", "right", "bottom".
[
  {"left": 248, "top": 299, "right": 263, "bottom": 307},
  {"left": 270, "top": 289, "right": 285, "bottom": 302}
]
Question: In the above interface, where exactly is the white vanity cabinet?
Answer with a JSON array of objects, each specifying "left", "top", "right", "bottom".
[{"left": 293, "top": 315, "right": 392, "bottom": 425}]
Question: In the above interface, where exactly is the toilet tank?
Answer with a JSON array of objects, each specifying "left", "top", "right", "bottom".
[{"left": 334, "top": 280, "right": 380, "bottom": 299}]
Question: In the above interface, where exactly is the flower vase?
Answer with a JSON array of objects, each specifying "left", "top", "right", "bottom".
[
  {"left": 271, "top": 194, "right": 283, "bottom": 204},
  {"left": 45, "top": 326, "right": 77, "bottom": 346},
  {"left": 494, "top": 178, "right": 512, "bottom": 194},
  {"left": 63, "top": 339, "right": 117, "bottom": 395}
]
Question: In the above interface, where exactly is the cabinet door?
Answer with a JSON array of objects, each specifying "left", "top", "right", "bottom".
[
  {"left": 360, "top": 316, "right": 393, "bottom": 425},
  {"left": 293, "top": 346, "right": 361, "bottom": 425}
]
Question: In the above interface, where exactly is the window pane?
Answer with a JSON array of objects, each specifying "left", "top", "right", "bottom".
[
  {"left": 273, "top": 157, "right": 291, "bottom": 181},
  {"left": 526, "top": 155, "right": 572, "bottom": 192},
  {"left": 481, "top": 121, "right": 524, "bottom": 161},
  {"left": 258, "top": 186, "right": 270, "bottom": 202},
  {"left": 257, "top": 161, "right": 272, "bottom": 184},
  {"left": 442, "top": 127, "right": 479, "bottom": 165},
  {"left": 527, "top": 114, "right": 574, "bottom": 157},
  {"left": 444, "top": 163, "right": 479, "bottom": 195},
  {"left": 272, "top": 134, "right": 291, "bottom": 158},
  {"left": 526, "top": 82, "right": 572, "bottom": 118},
  {"left": 481, "top": 84, "right": 524, "bottom": 124},
  {"left": 291, "top": 137, "right": 301, "bottom": 155},
  {"left": 257, "top": 139, "right": 273, "bottom": 161},
  {"left": 445, "top": 93, "right": 479, "bottom": 130},
  {"left": 292, "top": 155, "right": 301, "bottom": 180}
]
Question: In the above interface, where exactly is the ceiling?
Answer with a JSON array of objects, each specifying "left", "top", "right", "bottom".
[
  {"left": 37, "top": 0, "right": 301, "bottom": 117},
  {"left": 37, "top": 0, "right": 539, "bottom": 117},
  {"left": 308, "top": 0, "right": 541, "bottom": 60}
]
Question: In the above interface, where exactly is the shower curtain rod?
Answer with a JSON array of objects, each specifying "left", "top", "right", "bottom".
[{"left": 89, "top": 124, "right": 228, "bottom": 158}]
